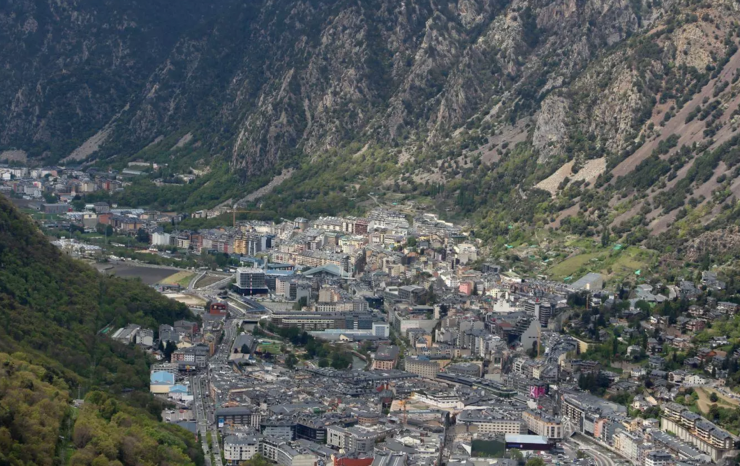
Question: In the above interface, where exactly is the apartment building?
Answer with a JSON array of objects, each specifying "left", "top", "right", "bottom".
[
  {"left": 404, "top": 358, "right": 440, "bottom": 379},
  {"left": 661, "top": 402, "right": 735, "bottom": 461},
  {"left": 224, "top": 435, "right": 260, "bottom": 465},
  {"left": 457, "top": 409, "right": 527, "bottom": 435},
  {"left": 523, "top": 410, "right": 563, "bottom": 441}
]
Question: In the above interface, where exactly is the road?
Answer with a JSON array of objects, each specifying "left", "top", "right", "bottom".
[
  {"left": 565, "top": 436, "right": 622, "bottom": 466},
  {"left": 191, "top": 374, "right": 212, "bottom": 466},
  {"left": 190, "top": 316, "right": 241, "bottom": 466},
  {"left": 188, "top": 271, "right": 206, "bottom": 290}
]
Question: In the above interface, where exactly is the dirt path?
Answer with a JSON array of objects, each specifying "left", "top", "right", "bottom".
[{"left": 695, "top": 386, "right": 740, "bottom": 413}]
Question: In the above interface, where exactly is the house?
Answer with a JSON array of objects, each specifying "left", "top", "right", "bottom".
[
  {"left": 648, "top": 356, "right": 666, "bottom": 370},
  {"left": 647, "top": 338, "right": 663, "bottom": 354},
  {"left": 627, "top": 345, "right": 643, "bottom": 358}
]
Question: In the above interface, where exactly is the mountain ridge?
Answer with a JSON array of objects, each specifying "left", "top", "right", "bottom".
[{"left": 5, "top": 0, "right": 740, "bottom": 246}]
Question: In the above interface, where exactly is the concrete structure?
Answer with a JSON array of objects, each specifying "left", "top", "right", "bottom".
[
  {"left": 261, "top": 437, "right": 318, "bottom": 466},
  {"left": 571, "top": 273, "right": 604, "bottom": 291},
  {"left": 404, "top": 357, "right": 440, "bottom": 379},
  {"left": 644, "top": 451, "right": 672, "bottom": 466},
  {"left": 216, "top": 407, "right": 261, "bottom": 429},
  {"left": 326, "top": 425, "right": 386, "bottom": 454}
]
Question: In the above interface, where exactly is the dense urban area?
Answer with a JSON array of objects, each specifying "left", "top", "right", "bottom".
[{"left": 4, "top": 163, "right": 740, "bottom": 466}]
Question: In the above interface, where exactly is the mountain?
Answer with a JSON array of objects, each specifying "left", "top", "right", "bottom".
[
  {"left": 0, "top": 195, "right": 202, "bottom": 465},
  {"left": 5, "top": 0, "right": 740, "bottom": 247}
]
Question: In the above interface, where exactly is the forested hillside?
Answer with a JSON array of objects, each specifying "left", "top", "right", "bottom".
[
  {"left": 0, "top": 353, "right": 202, "bottom": 466},
  {"left": 0, "top": 196, "right": 203, "bottom": 465},
  {"left": 0, "top": 195, "right": 192, "bottom": 390}
]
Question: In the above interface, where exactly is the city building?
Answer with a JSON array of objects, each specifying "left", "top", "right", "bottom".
[
  {"left": 234, "top": 267, "right": 269, "bottom": 295},
  {"left": 224, "top": 435, "right": 260, "bottom": 465},
  {"left": 372, "top": 345, "right": 400, "bottom": 370},
  {"left": 457, "top": 409, "right": 527, "bottom": 435},
  {"left": 404, "top": 357, "right": 439, "bottom": 379},
  {"left": 522, "top": 410, "right": 562, "bottom": 441}
]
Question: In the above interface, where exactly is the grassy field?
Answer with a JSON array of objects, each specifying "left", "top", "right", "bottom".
[
  {"left": 547, "top": 246, "right": 654, "bottom": 283},
  {"left": 161, "top": 270, "right": 195, "bottom": 287},
  {"left": 195, "top": 274, "right": 224, "bottom": 288},
  {"left": 695, "top": 387, "right": 740, "bottom": 413},
  {"left": 257, "top": 342, "right": 283, "bottom": 354},
  {"left": 549, "top": 252, "right": 602, "bottom": 279}
]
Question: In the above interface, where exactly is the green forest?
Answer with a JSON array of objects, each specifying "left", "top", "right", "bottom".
[{"left": 0, "top": 196, "right": 202, "bottom": 465}]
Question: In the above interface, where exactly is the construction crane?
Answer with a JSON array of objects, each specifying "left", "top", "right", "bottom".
[
  {"left": 232, "top": 208, "right": 261, "bottom": 228},
  {"left": 399, "top": 399, "right": 408, "bottom": 425}
]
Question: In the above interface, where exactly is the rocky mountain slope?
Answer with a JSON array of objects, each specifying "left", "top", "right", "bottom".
[{"left": 5, "top": 0, "right": 740, "bottom": 245}]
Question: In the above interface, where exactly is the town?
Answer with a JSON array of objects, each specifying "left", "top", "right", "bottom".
[{"left": 4, "top": 162, "right": 740, "bottom": 466}]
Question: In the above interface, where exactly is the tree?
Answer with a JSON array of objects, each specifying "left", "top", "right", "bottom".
[
  {"left": 71, "top": 197, "right": 86, "bottom": 211},
  {"left": 509, "top": 449, "right": 523, "bottom": 461},
  {"left": 241, "top": 454, "right": 271, "bottom": 466},
  {"left": 526, "top": 458, "right": 545, "bottom": 466},
  {"left": 285, "top": 353, "right": 298, "bottom": 369},
  {"left": 96, "top": 223, "right": 114, "bottom": 236},
  {"left": 215, "top": 253, "right": 229, "bottom": 268},
  {"left": 293, "top": 296, "right": 308, "bottom": 310},
  {"left": 710, "top": 392, "right": 719, "bottom": 403},
  {"left": 136, "top": 228, "right": 150, "bottom": 243},
  {"left": 43, "top": 192, "right": 57, "bottom": 204},
  {"left": 601, "top": 226, "right": 610, "bottom": 247},
  {"left": 164, "top": 341, "right": 178, "bottom": 361},
  {"left": 241, "top": 344, "right": 250, "bottom": 354}
]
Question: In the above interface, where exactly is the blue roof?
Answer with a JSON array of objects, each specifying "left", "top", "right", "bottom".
[
  {"left": 150, "top": 371, "right": 175, "bottom": 385},
  {"left": 170, "top": 385, "right": 188, "bottom": 393}
]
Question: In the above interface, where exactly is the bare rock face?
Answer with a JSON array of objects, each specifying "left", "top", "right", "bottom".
[
  {"left": 1, "top": 0, "right": 739, "bottom": 195},
  {"left": 683, "top": 227, "right": 740, "bottom": 262},
  {"left": 533, "top": 95, "right": 569, "bottom": 163},
  {"left": 0, "top": 0, "right": 232, "bottom": 159}
]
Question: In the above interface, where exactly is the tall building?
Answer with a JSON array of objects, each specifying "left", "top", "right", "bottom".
[{"left": 235, "top": 267, "right": 268, "bottom": 295}]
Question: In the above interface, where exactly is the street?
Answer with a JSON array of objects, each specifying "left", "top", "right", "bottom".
[
  {"left": 190, "top": 315, "right": 241, "bottom": 466},
  {"left": 564, "top": 435, "right": 629, "bottom": 466}
]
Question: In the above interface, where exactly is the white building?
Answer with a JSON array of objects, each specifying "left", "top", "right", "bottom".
[
  {"left": 644, "top": 451, "right": 672, "bottom": 466},
  {"left": 151, "top": 231, "right": 172, "bottom": 247},
  {"left": 224, "top": 436, "right": 260, "bottom": 465}
]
